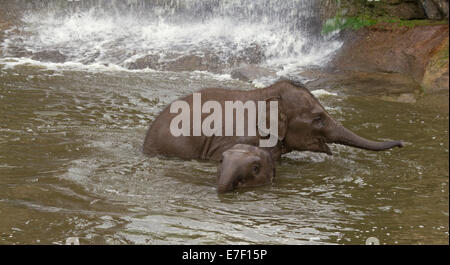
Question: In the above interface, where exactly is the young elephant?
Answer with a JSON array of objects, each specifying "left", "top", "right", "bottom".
[
  {"left": 144, "top": 79, "right": 403, "bottom": 161},
  {"left": 217, "top": 144, "right": 276, "bottom": 193}
]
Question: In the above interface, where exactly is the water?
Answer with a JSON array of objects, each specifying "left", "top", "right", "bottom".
[
  {"left": 1, "top": 0, "right": 341, "bottom": 74},
  {"left": 0, "top": 0, "right": 448, "bottom": 245}
]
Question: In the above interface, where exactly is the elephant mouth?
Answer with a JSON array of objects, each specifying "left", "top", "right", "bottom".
[
  {"left": 308, "top": 139, "right": 332, "bottom": 155},
  {"left": 320, "top": 142, "right": 332, "bottom": 155}
]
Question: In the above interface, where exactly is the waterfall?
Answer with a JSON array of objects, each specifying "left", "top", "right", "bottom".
[{"left": 1, "top": 0, "right": 342, "bottom": 73}]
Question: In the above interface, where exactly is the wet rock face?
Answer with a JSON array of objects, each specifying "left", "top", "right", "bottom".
[
  {"left": 127, "top": 54, "right": 161, "bottom": 70},
  {"left": 422, "top": 39, "right": 449, "bottom": 93},
  {"left": 164, "top": 55, "right": 208, "bottom": 72},
  {"left": 380, "top": 93, "right": 418, "bottom": 104},
  {"left": 421, "top": 0, "right": 449, "bottom": 19},
  {"left": 127, "top": 54, "right": 217, "bottom": 72},
  {"left": 31, "top": 50, "right": 68, "bottom": 63},
  {"left": 319, "top": 0, "right": 448, "bottom": 22},
  {"left": 382, "top": 1, "right": 426, "bottom": 19},
  {"left": 433, "top": 0, "right": 450, "bottom": 18},
  {"left": 303, "top": 69, "right": 421, "bottom": 96},
  {"left": 0, "top": 5, "right": 16, "bottom": 53},
  {"left": 421, "top": 0, "right": 444, "bottom": 20},
  {"left": 231, "top": 44, "right": 265, "bottom": 65},
  {"left": 331, "top": 24, "right": 449, "bottom": 93},
  {"left": 126, "top": 44, "right": 265, "bottom": 72},
  {"left": 0, "top": 1, "right": 23, "bottom": 23},
  {"left": 230, "top": 64, "right": 277, "bottom": 82}
]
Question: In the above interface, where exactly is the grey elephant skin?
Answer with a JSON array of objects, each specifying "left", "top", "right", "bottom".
[
  {"left": 143, "top": 80, "right": 403, "bottom": 161},
  {"left": 217, "top": 144, "right": 276, "bottom": 193}
]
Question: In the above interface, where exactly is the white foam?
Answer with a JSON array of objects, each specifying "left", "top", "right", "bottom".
[
  {"left": 0, "top": 57, "right": 153, "bottom": 73},
  {"left": 190, "top": 71, "right": 233, "bottom": 82},
  {"left": 2, "top": 5, "right": 343, "bottom": 75},
  {"left": 311, "top": 89, "right": 338, "bottom": 97}
]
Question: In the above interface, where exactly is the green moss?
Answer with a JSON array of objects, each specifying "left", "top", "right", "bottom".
[
  {"left": 419, "top": 85, "right": 426, "bottom": 94},
  {"left": 322, "top": 15, "right": 448, "bottom": 35},
  {"left": 432, "top": 39, "right": 449, "bottom": 69},
  {"left": 388, "top": 19, "right": 448, "bottom": 28},
  {"left": 322, "top": 16, "right": 376, "bottom": 34}
]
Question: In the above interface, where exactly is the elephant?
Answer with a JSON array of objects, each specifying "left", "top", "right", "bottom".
[
  {"left": 143, "top": 79, "right": 403, "bottom": 161},
  {"left": 217, "top": 144, "right": 275, "bottom": 193}
]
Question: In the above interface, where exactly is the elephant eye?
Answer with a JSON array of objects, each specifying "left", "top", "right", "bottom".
[
  {"left": 253, "top": 164, "right": 260, "bottom": 174},
  {"left": 312, "top": 115, "right": 325, "bottom": 127}
]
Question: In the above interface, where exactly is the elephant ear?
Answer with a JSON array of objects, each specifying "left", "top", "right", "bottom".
[{"left": 257, "top": 96, "right": 287, "bottom": 141}]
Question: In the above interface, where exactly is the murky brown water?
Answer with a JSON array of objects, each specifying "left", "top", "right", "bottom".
[{"left": 0, "top": 62, "right": 448, "bottom": 245}]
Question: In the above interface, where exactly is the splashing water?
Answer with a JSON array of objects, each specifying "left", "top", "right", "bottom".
[{"left": 1, "top": 0, "right": 342, "bottom": 74}]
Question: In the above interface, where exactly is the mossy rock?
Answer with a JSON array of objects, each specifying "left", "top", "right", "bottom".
[
  {"left": 322, "top": 15, "right": 448, "bottom": 34},
  {"left": 422, "top": 38, "right": 449, "bottom": 93}
]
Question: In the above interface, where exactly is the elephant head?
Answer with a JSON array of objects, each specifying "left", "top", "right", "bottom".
[
  {"left": 261, "top": 80, "right": 403, "bottom": 155},
  {"left": 217, "top": 144, "right": 275, "bottom": 193}
]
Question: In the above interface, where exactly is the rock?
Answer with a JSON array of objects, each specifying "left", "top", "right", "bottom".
[
  {"left": 320, "top": 0, "right": 448, "bottom": 22},
  {"left": 432, "top": 0, "right": 449, "bottom": 19},
  {"left": 0, "top": 10, "right": 15, "bottom": 57},
  {"left": 422, "top": 63, "right": 449, "bottom": 92},
  {"left": 128, "top": 54, "right": 160, "bottom": 70},
  {"left": 233, "top": 44, "right": 265, "bottom": 65},
  {"left": 421, "top": 0, "right": 444, "bottom": 20},
  {"left": 303, "top": 69, "right": 420, "bottom": 96},
  {"left": 164, "top": 55, "right": 207, "bottom": 72},
  {"left": 383, "top": 2, "right": 426, "bottom": 20},
  {"left": 31, "top": 50, "right": 67, "bottom": 63},
  {"left": 421, "top": 38, "right": 449, "bottom": 93},
  {"left": 230, "top": 64, "right": 277, "bottom": 82},
  {"left": 331, "top": 24, "right": 449, "bottom": 93},
  {"left": 127, "top": 45, "right": 265, "bottom": 73},
  {"left": 1, "top": 11, "right": 28, "bottom": 59},
  {"left": 380, "top": 93, "right": 417, "bottom": 104},
  {"left": 128, "top": 53, "right": 224, "bottom": 72},
  {"left": 0, "top": 1, "right": 22, "bottom": 24},
  {"left": 319, "top": 0, "right": 427, "bottom": 24},
  {"left": 415, "top": 90, "right": 449, "bottom": 114},
  {"left": 396, "top": 93, "right": 417, "bottom": 104},
  {"left": 384, "top": 0, "right": 403, "bottom": 4}
]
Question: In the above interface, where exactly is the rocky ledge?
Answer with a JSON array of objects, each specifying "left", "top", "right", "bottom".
[{"left": 330, "top": 23, "right": 449, "bottom": 93}]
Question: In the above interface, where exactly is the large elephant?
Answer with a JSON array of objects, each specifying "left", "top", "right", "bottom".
[{"left": 143, "top": 79, "right": 403, "bottom": 161}]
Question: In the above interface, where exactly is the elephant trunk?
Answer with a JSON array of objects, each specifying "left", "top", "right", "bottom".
[
  {"left": 330, "top": 124, "right": 403, "bottom": 151},
  {"left": 217, "top": 166, "right": 240, "bottom": 193}
]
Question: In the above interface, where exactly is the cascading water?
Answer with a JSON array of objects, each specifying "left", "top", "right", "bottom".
[{"left": 1, "top": 0, "right": 342, "bottom": 77}]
